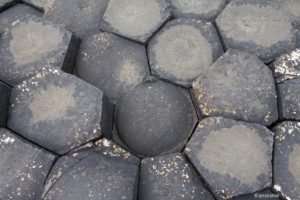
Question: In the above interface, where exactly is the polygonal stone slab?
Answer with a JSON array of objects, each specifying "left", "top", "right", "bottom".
[
  {"left": 101, "top": 0, "right": 171, "bottom": 43},
  {"left": 0, "top": 128, "right": 55, "bottom": 200},
  {"left": 42, "top": 142, "right": 140, "bottom": 200},
  {"left": 0, "top": 81, "right": 10, "bottom": 127},
  {"left": 139, "top": 153, "right": 214, "bottom": 200},
  {"left": 170, "top": 0, "right": 226, "bottom": 20},
  {"left": 231, "top": 190, "right": 280, "bottom": 200},
  {"left": 273, "top": 122, "right": 300, "bottom": 200},
  {"left": 278, "top": 78, "right": 300, "bottom": 120},
  {"left": 76, "top": 32, "right": 149, "bottom": 103},
  {"left": 148, "top": 18, "right": 223, "bottom": 87},
  {"left": 44, "top": 0, "right": 109, "bottom": 38},
  {"left": 7, "top": 67, "right": 113, "bottom": 155},
  {"left": 216, "top": 0, "right": 296, "bottom": 63},
  {"left": 192, "top": 49, "right": 278, "bottom": 126},
  {"left": 185, "top": 117, "right": 273, "bottom": 199},
  {"left": 116, "top": 79, "right": 198, "bottom": 157},
  {"left": 0, "top": 4, "right": 42, "bottom": 33},
  {"left": 0, "top": 15, "right": 76, "bottom": 85}
]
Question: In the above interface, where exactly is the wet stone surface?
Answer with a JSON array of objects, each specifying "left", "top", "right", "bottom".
[
  {"left": 7, "top": 67, "right": 113, "bottom": 155},
  {"left": 192, "top": 49, "right": 278, "bottom": 126},
  {"left": 0, "top": 81, "right": 10, "bottom": 127},
  {"left": 0, "top": 15, "right": 75, "bottom": 85},
  {"left": 185, "top": 117, "right": 273, "bottom": 199},
  {"left": 148, "top": 18, "right": 223, "bottom": 87},
  {"left": 101, "top": 0, "right": 171, "bottom": 43},
  {"left": 139, "top": 153, "right": 214, "bottom": 200},
  {"left": 76, "top": 32, "right": 149, "bottom": 103},
  {"left": 170, "top": 0, "right": 226, "bottom": 20},
  {"left": 216, "top": 0, "right": 296, "bottom": 63},
  {"left": 44, "top": 0, "right": 109, "bottom": 38},
  {"left": 116, "top": 79, "right": 198, "bottom": 157},
  {"left": 273, "top": 122, "right": 300, "bottom": 200},
  {"left": 0, "top": 128, "right": 55, "bottom": 200}
]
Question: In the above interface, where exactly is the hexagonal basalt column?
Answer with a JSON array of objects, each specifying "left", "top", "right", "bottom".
[
  {"left": 0, "top": 81, "right": 10, "bottom": 127},
  {"left": 184, "top": 117, "right": 273, "bottom": 199},
  {"left": 216, "top": 0, "right": 296, "bottom": 63},
  {"left": 42, "top": 139, "right": 140, "bottom": 200},
  {"left": 44, "top": 0, "right": 109, "bottom": 38},
  {"left": 139, "top": 153, "right": 214, "bottom": 200},
  {"left": 192, "top": 49, "right": 278, "bottom": 126},
  {"left": 101, "top": 0, "right": 171, "bottom": 43},
  {"left": 273, "top": 122, "right": 300, "bottom": 200},
  {"left": 76, "top": 32, "right": 149, "bottom": 103},
  {"left": 116, "top": 79, "right": 198, "bottom": 157},
  {"left": 169, "top": 0, "right": 226, "bottom": 20},
  {"left": 0, "top": 128, "right": 55, "bottom": 200},
  {"left": 0, "top": 15, "right": 77, "bottom": 85},
  {"left": 148, "top": 18, "right": 223, "bottom": 87},
  {"left": 7, "top": 67, "right": 113, "bottom": 155}
]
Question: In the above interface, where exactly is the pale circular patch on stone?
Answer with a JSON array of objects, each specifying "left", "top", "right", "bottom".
[
  {"left": 288, "top": 144, "right": 300, "bottom": 183},
  {"left": 116, "top": 59, "right": 144, "bottom": 87}
]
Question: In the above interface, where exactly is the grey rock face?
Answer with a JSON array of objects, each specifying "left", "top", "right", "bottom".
[
  {"left": 0, "top": 81, "right": 10, "bottom": 127},
  {"left": 216, "top": 0, "right": 296, "bottom": 63},
  {"left": 76, "top": 32, "right": 149, "bottom": 103},
  {"left": 23, "top": 0, "right": 50, "bottom": 10},
  {"left": 7, "top": 67, "right": 113, "bottom": 154},
  {"left": 44, "top": 0, "right": 109, "bottom": 38},
  {"left": 185, "top": 117, "right": 273, "bottom": 199},
  {"left": 273, "top": 122, "right": 300, "bottom": 200},
  {"left": 192, "top": 49, "right": 278, "bottom": 126},
  {"left": 0, "top": 0, "right": 14, "bottom": 11},
  {"left": 170, "top": 0, "right": 226, "bottom": 20},
  {"left": 148, "top": 18, "right": 223, "bottom": 87},
  {"left": 42, "top": 140, "right": 140, "bottom": 200},
  {"left": 139, "top": 153, "right": 214, "bottom": 200},
  {"left": 0, "top": 128, "right": 55, "bottom": 200},
  {"left": 231, "top": 190, "right": 280, "bottom": 200},
  {"left": 101, "top": 0, "right": 171, "bottom": 43},
  {"left": 0, "top": 15, "right": 76, "bottom": 85},
  {"left": 275, "top": 0, "right": 300, "bottom": 28},
  {"left": 116, "top": 79, "right": 198, "bottom": 157}
]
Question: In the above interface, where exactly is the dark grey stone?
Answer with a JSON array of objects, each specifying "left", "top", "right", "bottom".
[
  {"left": 44, "top": 0, "right": 109, "bottom": 38},
  {"left": 0, "top": 0, "right": 15, "bottom": 11},
  {"left": 231, "top": 190, "right": 280, "bottom": 200},
  {"left": 116, "top": 79, "right": 198, "bottom": 157},
  {"left": 22, "top": 0, "right": 49, "bottom": 10},
  {"left": 7, "top": 67, "right": 113, "bottom": 155},
  {"left": 216, "top": 0, "right": 296, "bottom": 63},
  {"left": 101, "top": 0, "right": 171, "bottom": 43},
  {"left": 192, "top": 49, "right": 278, "bottom": 126},
  {"left": 148, "top": 18, "right": 223, "bottom": 87},
  {"left": 0, "top": 15, "right": 77, "bottom": 85},
  {"left": 170, "top": 0, "right": 226, "bottom": 20},
  {"left": 273, "top": 122, "right": 300, "bottom": 200},
  {"left": 0, "top": 128, "right": 55, "bottom": 200},
  {"left": 76, "top": 32, "right": 149, "bottom": 103},
  {"left": 0, "top": 81, "right": 10, "bottom": 127},
  {"left": 139, "top": 153, "right": 214, "bottom": 200},
  {"left": 0, "top": 4, "right": 42, "bottom": 34},
  {"left": 184, "top": 117, "right": 273, "bottom": 199}
]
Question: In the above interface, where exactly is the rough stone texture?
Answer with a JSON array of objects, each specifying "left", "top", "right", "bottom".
[
  {"left": 0, "top": 15, "right": 77, "bottom": 86},
  {"left": 270, "top": 48, "right": 300, "bottom": 83},
  {"left": 0, "top": 81, "right": 10, "bottom": 127},
  {"left": 185, "top": 117, "right": 273, "bottom": 199},
  {"left": 216, "top": 0, "right": 296, "bottom": 63},
  {"left": 116, "top": 79, "right": 198, "bottom": 157},
  {"left": 0, "top": 0, "right": 14, "bottom": 11},
  {"left": 7, "top": 67, "right": 113, "bottom": 155},
  {"left": 76, "top": 32, "right": 149, "bottom": 103},
  {"left": 139, "top": 153, "right": 214, "bottom": 200},
  {"left": 278, "top": 78, "right": 300, "bottom": 120},
  {"left": 231, "top": 190, "right": 280, "bottom": 200},
  {"left": 42, "top": 140, "right": 140, "bottom": 200},
  {"left": 192, "top": 49, "right": 278, "bottom": 126},
  {"left": 44, "top": 0, "right": 109, "bottom": 38},
  {"left": 23, "top": 0, "right": 50, "bottom": 10},
  {"left": 170, "top": 0, "right": 226, "bottom": 20},
  {"left": 275, "top": 0, "right": 300, "bottom": 28},
  {"left": 0, "top": 4, "right": 42, "bottom": 34},
  {"left": 148, "top": 18, "right": 223, "bottom": 87},
  {"left": 0, "top": 128, "right": 55, "bottom": 200},
  {"left": 101, "top": 0, "right": 171, "bottom": 43},
  {"left": 273, "top": 122, "right": 300, "bottom": 200}
]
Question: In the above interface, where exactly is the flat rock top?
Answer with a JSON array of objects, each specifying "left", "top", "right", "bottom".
[
  {"left": 116, "top": 80, "right": 197, "bottom": 157},
  {"left": 185, "top": 117, "right": 273, "bottom": 199},
  {"left": 275, "top": 0, "right": 300, "bottom": 27},
  {"left": 192, "top": 49, "right": 278, "bottom": 125},
  {"left": 148, "top": 18, "right": 223, "bottom": 87}
]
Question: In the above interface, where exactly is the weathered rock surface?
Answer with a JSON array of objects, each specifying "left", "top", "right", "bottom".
[
  {"left": 0, "top": 81, "right": 10, "bottom": 127},
  {"left": 0, "top": 0, "right": 15, "bottom": 11},
  {"left": 231, "top": 190, "right": 280, "bottom": 200}
]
